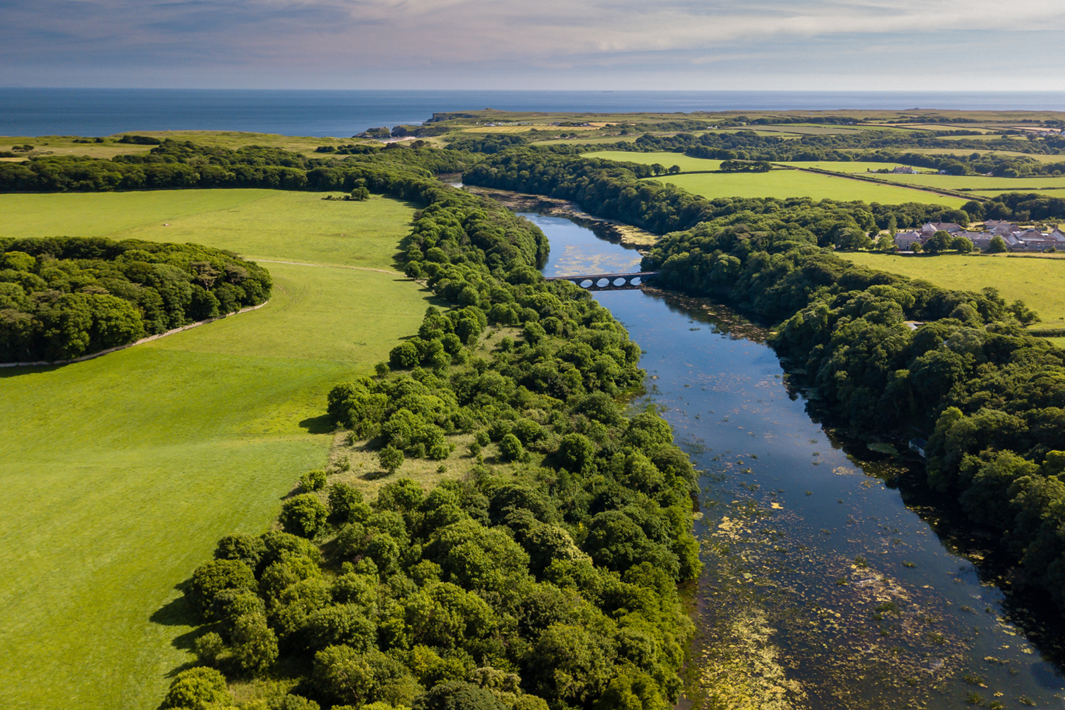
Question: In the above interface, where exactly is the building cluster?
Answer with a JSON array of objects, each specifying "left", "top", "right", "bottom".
[{"left": 894, "top": 220, "right": 1065, "bottom": 252}]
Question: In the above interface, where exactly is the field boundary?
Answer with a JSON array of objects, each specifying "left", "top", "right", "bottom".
[
  {"left": 0, "top": 300, "right": 269, "bottom": 368},
  {"left": 780, "top": 164, "right": 980, "bottom": 202},
  {"left": 253, "top": 258, "right": 404, "bottom": 276}
]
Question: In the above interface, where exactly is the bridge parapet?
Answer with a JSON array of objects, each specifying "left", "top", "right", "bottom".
[{"left": 544, "top": 271, "right": 658, "bottom": 292}]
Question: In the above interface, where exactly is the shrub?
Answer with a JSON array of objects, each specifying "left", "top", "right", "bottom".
[
  {"left": 379, "top": 445, "right": 404, "bottom": 475},
  {"left": 160, "top": 666, "right": 231, "bottom": 709},
  {"left": 186, "top": 559, "right": 256, "bottom": 620},
  {"left": 498, "top": 433, "right": 525, "bottom": 462},
  {"left": 329, "top": 483, "right": 371, "bottom": 524},
  {"left": 231, "top": 612, "right": 279, "bottom": 675},
  {"left": 193, "top": 632, "right": 225, "bottom": 665},
  {"left": 300, "top": 469, "right": 328, "bottom": 492},
  {"left": 280, "top": 494, "right": 329, "bottom": 538}
]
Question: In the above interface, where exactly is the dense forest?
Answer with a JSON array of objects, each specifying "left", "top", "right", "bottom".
[
  {"left": 12, "top": 135, "right": 1065, "bottom": 704},
  {"left": 463, "top": 149, "right": 972, "bottom": 233},
  {"left": 598, "top": 128, "right": 1065, "bottom": 172},
  {"left": 165, "top": 161, "right": 702, "bottom": 710},
  {"left": 0, "top": 140, "right": 475, "bottom": 193},
  {"left": 464, "top": 149, "right": 1065, "bottom": 624},
  {"left": 0, "top": 237, "right": 270, "bottom": 362},
  {"left": 4, "top": 134, "right": 1065, "bottom": 223}
]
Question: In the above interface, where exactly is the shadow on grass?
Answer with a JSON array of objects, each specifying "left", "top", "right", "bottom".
[
  {"left": 150, "top": 590, "right": 210, "bottom": 681},
  {"left": 298, "top": 414, "right": 334, "bottom": 435},
  {"left": 0, "top": 363, "right": 62, "bottom": 379}
]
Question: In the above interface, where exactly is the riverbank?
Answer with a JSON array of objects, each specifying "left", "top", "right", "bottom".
[
  {"left": 524, "top": 208, "right": 1065, "bottom": 709},
  {"left": 464, "top": 185, "right": 659, "bottom": 249}
]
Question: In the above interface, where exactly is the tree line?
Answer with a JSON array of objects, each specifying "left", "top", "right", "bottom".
[
  {"left": 643, "top": 213, "right": 1065, "bottom": 618},
  {"left": 0, "top": 140, "right": 476, "bottom": 193},
  {"left": 463, "top": 149, "right": 970, "bottom": 235},
  {"left": 576, "top": 128, "right": 1065, "bottom": 177},
  {"left": 166, "top": 164, "right": 702, "bottom": 710},
  {"left": 0, "top": 237, "right": 270, "bottom": 362},
  {"left": 462, "top": 148, "right": 1065, "bottom": 622}
]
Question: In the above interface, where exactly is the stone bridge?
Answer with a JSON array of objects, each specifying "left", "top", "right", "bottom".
[{"left": 545, "top": 271, "right": 658, "bottom": 292}]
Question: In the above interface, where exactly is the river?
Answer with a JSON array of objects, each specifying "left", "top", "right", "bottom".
[{"left": 523, "top": 211, "right": 1065, "bottom": 710}]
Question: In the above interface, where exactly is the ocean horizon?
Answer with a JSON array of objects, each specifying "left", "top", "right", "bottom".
[{"left": 4, "top": 88, "right": 1065, "bottom": 138}]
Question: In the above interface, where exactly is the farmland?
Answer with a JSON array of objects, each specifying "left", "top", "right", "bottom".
[
  {"left": 584, "top": 150, "right": 723, "bottom": 172},
  {"left": 585, "top": 150, "right": 967, "bottom": 206},
  {"left": 0, "top": 190, "right": 435, "bottom": 709},
  {"left": 840, "top": 252, "right": 1065, "bottom": 331},
  {"left": 777, "top": 161, "right": 919, "bottom": 173},
  {"left": 1, "top": 131, "right": 358, "bottom": 161},
  {"left": 655, "top": 167, "right": 966, "bottom": 207},
  {"left": 871, "top": 172, "right": 1065, "bottom": 193}
]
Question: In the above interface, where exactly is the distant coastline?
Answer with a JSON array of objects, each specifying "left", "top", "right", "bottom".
[{"left": 6, "top": 88, "right": 1065, "bottom": 137}]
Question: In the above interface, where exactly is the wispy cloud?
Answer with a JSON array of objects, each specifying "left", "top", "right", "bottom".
[{"left": 3, "top": 0, "right": 1064, "bottom": 88}]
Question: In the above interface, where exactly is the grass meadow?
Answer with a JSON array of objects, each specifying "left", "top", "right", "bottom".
[
  {"left": 586, "top": 151, "right": 967, "bottom": 206},
  {"left": 0, "top": 189, "right": 435, "bottom": 709},
  {"left": 871, "top": 172, "right": 1065, "bottom": 193},
  {"left": 841, "top": 252, "right": 1065, "bottom": 331},
  {"left": 656, "top": 169, "right": 967, "bottom": 207},
  {"left": 778, "top": 161, "right": 920, "bottom": 173},
  {"left": 1, "top": 132, "right": 357, "bottom": 161},
  {"left": 585, "top": 150, "right": 723, "bottom": 172}
]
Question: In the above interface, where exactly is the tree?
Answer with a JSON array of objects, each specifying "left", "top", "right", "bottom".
[
  {"left": 498, "top": 433, "right": 525, "bottom": 462},
  {"left": 230, "top": 612, "right": 279, "bottom": 675},
  {"left": 667, "top": 165, "right": 681, "bottom": 175},
  {"left": 280, "top": 494, "right": 329, "bottom": 538},
  {"left": 389, "top": 342, "right": 419, "bottom": 369},
  {"left": 924, "top": 230, "right": 953, "bottom": 254},
  {"left": 413, "top": 681, "right": 506, "bottom": 710},
  {"left": 161, "top": 666, "right": 232, "bottom": 709},
  {"left": 300, "top": 469, "right": 328, "bottom": 492},
  {"left": 379, "top": 445, "right": 404, "bottom": 475},
  {"left": 951, "top": 235, "right": 974, "bottom": 253},
  {"left": 986, "top": 235, "right": 1009, "bottom": 253},
  {"left": 186, "top": 559, "right": 256, "bottom": 620}
]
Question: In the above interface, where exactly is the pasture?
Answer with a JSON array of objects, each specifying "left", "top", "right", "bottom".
[
  {"left": 779, "top": 161, "right": 919, "bottom": 173},
  {"left": 584, "top": 150, "right": 722, "bottom": 172},
  {"left": 586, "top": 150, "right": 966, "bottom": 206},
  {"left": 872, "top": 172, "right": 1065, "bottom": 193},
  {"left": 840, "top": 252, "right": 1065, "bottom": 331},
  {"left": 654, "top": 168, "right": 967, "bottom": 207},
  {"left": 0, "top": 132, "right": 355, "bottom": 162},
  {"left": 0, "top": 190, "right": 434, "bottom": 709}
]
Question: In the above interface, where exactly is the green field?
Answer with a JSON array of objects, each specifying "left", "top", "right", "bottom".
[
  {"left": 1, "top": 131, "right": 358, "bottom": 160},
  {"left": 778, "top": 161, "right": 919, "bottom": 173},
  {"left": 0, "top": 190, "right": 434, "bottom": 709},
  {"left": 656, "top": 169, "right": 966, "bottom": 207},
  {"left": 586, "top": 151, "right": 966, "bottom": 206},
  {"left": 584, "top": 150, "right": 722, "bottom": 172},
  {"left": 871, "top": 172, "right": 1065, "bottom": 193},
  {"left": 840, "top": 252, "right": 1065, "bottom": 331}
]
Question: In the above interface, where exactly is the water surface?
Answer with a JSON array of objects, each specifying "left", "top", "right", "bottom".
[
  {"left": 6, "top": 89, "right": 1065, "bottom": 137},
  {"left": 526, "top": 210, "right": 1065, "bottom": 709}
]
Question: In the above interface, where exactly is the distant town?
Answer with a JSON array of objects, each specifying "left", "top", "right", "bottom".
[{"left": 894, "top": 220, "right": 1065, "bottom": 252}]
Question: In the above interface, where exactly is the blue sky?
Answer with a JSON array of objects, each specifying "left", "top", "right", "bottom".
[{"left": 3, "top": 0, "right": 1065, "bottom": 89}]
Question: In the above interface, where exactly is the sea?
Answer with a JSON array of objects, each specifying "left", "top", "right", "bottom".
[{"left": 4, "top": 89, "right": 1065, "bottom": 137}]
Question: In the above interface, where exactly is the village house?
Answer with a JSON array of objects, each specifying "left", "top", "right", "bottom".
[
  {"left": 920, "top": 222, "right": 963, "bottom": 236},
  {"left": 893, "top": 230, "right": 926, "bottom": 250}
]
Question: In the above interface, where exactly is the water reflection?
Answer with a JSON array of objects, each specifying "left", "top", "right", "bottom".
[{"left": 520, "top": 211, "right": 1065, "bottom": 710}]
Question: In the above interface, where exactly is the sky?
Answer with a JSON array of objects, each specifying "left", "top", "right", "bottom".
[{"left": 3, "top": 0, "right": 1065, "bottom": 90}]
